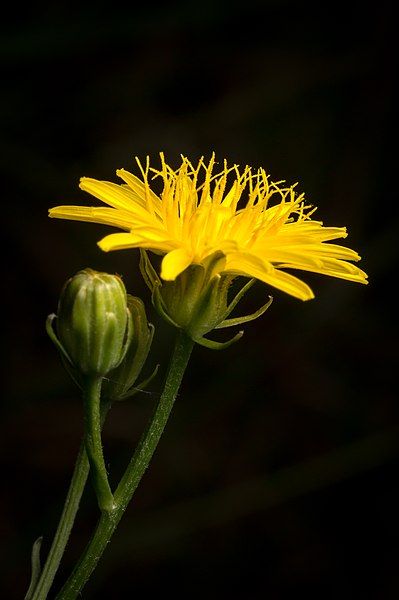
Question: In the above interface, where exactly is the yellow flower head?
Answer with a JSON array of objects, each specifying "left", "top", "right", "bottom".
[{"left": 49, "top": 153, "right": 368, "bottom": 301}]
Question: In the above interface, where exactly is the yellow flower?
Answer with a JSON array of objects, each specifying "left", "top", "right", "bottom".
[{"left": 49, "top": 154, "right": 368, "bottom": 301}]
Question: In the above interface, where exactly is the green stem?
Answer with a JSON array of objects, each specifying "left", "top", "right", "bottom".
[
  {"left": 30, "top": 401, "right": 111, "bottom": 600},
  {"left": 29, "top": 444, "right": 89, "bottom": 600},
  {"left": 83, "top": 377, "right": 114, "bottom": 512},
  {"left": 55, "top": 331, "right": 194, "bottom": 600}
]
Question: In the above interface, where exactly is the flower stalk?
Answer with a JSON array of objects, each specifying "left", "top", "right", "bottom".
[
  {"left": 55, "top": 330, "right": 194, "bottom": 599},
  {"left": 83, "top": 377, "right": 114, "bottom": 512},
  {"left": 29, "top": 445, "right": 89, "bottom": 600},
  {"left": 29, "top": 399, "right": 111, "bottom": 600}
]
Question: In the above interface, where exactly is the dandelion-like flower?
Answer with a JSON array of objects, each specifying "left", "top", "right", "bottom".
[{"left": 49, "top": 154, "right": 367, "bottom": 301}]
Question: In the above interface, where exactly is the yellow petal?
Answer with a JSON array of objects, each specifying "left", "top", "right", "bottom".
[
  {"left": 226, "top": 252, "right": 314, "bottom": 300},
  {"left": 279, "top": 258, "right": 368, "bottom": 284},
  {"left": 261, "top": 249, "right": 325, "bottom": 270},
  {"left": 98, "top": 232, "right": 142, "bottom": 252},
  {"left": 225, "top": 251, "right": 273, "bottom": 279},
  {"left": 160, "top": 248, "right": 193, "bottom": 280},
  {"left": 116, "top": 169, "right": 162, "bottom": 213},
  {"left": 281, "top": 223, "right": 348, "bottom": 242},
  {"left": 49, "top": 205, "right": 138, "bottom": 230},
  {"left": 221, "top": 180, "right": 240, "bottom": 208},
  {"left": 300, "top": 243, "right": 360, "bottom": 261},
  {"left": 260, "top": 268, "right": 315, "bottom": 300},
  {"left": 49, "top": 205, "right": 102, "bottom": 223},
  {"left": 80, "top": 178, "right": 152, "bottom": 215}
]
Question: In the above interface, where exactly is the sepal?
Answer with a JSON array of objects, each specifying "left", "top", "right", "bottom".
[
  {"left": 216, "top": 295, "right": 273, "bottom": 328},
  {"left": 46, "top": 313, "right": 73, "bottom": 364},
  {"left": 194, "top": 330, "right": 244, "bottom": 350},
  {"left": 102, "top": 295, "right": 157, "bottom": 401},
  {"left": 139, "top": 248, "right": 161, "bottom": 290},
  {"left": 115, "top": 364, "right": 159, "bottom": 401},
  {"left": 24, "top": 536, "right": 43, "bottom": 600}
]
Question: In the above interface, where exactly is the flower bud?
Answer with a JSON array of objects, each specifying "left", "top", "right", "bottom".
[{"left": 55, "top": 268, "right": 132, "bottom": 376}]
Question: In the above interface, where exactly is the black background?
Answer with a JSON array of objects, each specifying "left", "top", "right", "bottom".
[{"left": 1, "top": 1, "right": 398, "bottom": 598}]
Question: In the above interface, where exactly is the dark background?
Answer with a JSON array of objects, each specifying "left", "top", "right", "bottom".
[{"left": 1, "top": 1, "right": 398, "bottom": 598}]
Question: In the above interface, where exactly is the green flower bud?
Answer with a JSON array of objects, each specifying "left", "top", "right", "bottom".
[
  {"left": 103, "top": 295, "right": 156, "bottom": 401},
  {"left": 54, "top": 268, "right": 132, "bottom": 376}
]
